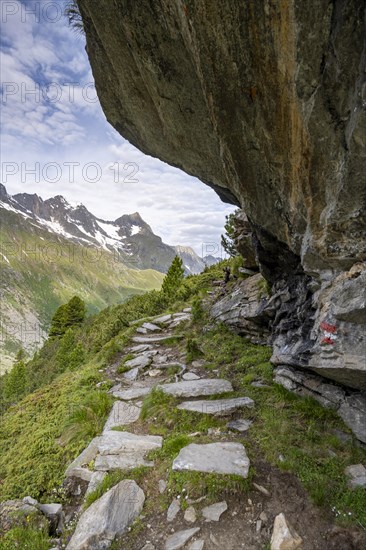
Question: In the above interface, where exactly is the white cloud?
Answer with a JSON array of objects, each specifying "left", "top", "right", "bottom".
[{"left": 1, "top": 1, "right": 236, "bottom": 255}]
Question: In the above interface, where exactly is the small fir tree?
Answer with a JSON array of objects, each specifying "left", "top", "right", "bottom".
[{"left": 161, "top": 256, "right": 185, "bottom": 297}]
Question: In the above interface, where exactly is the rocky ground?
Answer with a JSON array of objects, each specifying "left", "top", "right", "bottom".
[{"left": 1, "top": 306, "right": 365, "bottom": 549}]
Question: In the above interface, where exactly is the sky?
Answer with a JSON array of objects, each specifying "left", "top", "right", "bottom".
[{"left": 0, "top": 0, "right": 236, "bottom": 257}]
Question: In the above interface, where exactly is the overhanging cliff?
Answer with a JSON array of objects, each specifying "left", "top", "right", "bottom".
[{"left": 77, "top": 0, "right": 366, "bottom": 390}]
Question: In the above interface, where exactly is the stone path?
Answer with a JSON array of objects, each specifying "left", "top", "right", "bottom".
[{"left": 63, "top": 307, "right": 259, "bottom": 549}]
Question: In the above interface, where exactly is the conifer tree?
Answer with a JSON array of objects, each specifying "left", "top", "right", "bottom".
[{"left": 161, "top": 256, "right": 185, "bottom": 297}]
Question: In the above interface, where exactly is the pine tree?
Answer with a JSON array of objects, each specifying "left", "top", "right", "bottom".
[
  {"left": 49, "top": 296, "right": 86, "bottom": 338},
  {"left": 161, "top": 256, "right": 185, "bottom": 297},
  {"left": 4, "top": 359, "right": 27, "bottom": 400},
  {"left": 221, "top": 211, "right": 238, "bottom": 257}
]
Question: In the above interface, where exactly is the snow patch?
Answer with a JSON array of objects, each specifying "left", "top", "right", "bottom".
[{"left": 130, "top": 224, "right": 141, "bottom": 236}]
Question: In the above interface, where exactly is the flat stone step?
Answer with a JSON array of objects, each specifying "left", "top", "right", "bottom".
[
  {"left": 123, "top": 367, "right": 139, "bottom": 381},
  {"left": 153, "top": 314, "right": 172, "bottom": 324},
  {"left": 177, "top": 397, "right": 254, "bottom": 416},
  {"left": 94, "top": 431, "right": 163, "bottom": 472},
  {"left": 124, "top": 354, "right": 152, "bottom": 369},
  {"left": 141, "top": 322, "right": 162, "bottom": 331},
  {"left": 113, "top": 386, "right": 152, "bottom": 400},
  {"left": 103, "top": 401, "right": 141, "bottom": 432},
  {"left": 158, "top": 379, "right": 233, "bottom": 397},
  {"left": 132, "top": 334, "right": 179, "bottom": 343},
  {"left": 172, "top": 442, "right": 250, "bottom": 478},
  {"left": 130, "top": 344, "right": 154, "bottom": 353}
]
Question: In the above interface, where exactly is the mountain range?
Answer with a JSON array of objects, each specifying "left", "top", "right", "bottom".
[{"left": 0, "top": 185, "right": 219, "bottom": 371}]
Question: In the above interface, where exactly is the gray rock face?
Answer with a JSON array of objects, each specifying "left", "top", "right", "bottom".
[
  {"left": 79, "top": 0, "right": 366, "bottom": 394},
  {"left": 158, "top": 379, "right": 233, "bottom": 397},
  {"left": 173, "top": 443, "right": 250, "bottom": 478},
  {"left": 202, "top": 501, "right": 227, "bottom": 522},
  {"left": 210, "top": 274, "right": 271, "bottom": 344},
  {"left": 274, "top": 365, "right": 366, "bottom": 443},
  {"left": 165, "top": 528, "right": 200, "bottom": 550},
  {"left": 66, "top": 480, "right": 145, "bottom": 549},
  {"left": 177, "top": 397, "right": 254, "bottom": 416},
  {"left": 103, "top": 401, "right": 141, "bottom": 432}
]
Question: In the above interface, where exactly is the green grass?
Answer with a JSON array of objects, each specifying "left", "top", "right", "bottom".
[{"left": 0, "top": 526, "right": 50, "bottom": 550}]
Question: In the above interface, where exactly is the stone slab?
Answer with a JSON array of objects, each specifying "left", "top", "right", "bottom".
[
  {"left": 177, "top": 397, "right": 254, "bottom": 415},
  {"left": 103, "top": 401, "right": 141, "bottom": 432},
  {"left": 173, "top": 442, "right": 250, "bottom": 478},
  {"left": 158, "top": 379, "right": 233, "bottom": 397}
]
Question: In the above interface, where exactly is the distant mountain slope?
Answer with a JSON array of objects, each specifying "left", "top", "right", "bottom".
[{"left": 0, "top": 186, "right": 218, "bottom": 371}]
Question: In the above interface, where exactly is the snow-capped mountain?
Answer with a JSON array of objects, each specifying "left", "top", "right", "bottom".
[{"left": 0, "top": 185, "right": 212, "bottom": 274}]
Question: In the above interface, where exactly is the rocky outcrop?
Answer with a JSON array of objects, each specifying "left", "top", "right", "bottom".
[
  {"left": 274, "top": 365, "right": 366, "bottom": 443},
  {"left": 78, "top": 0, "right": 365, "bottom": 386},
  {"left": 210, "top": 273, "right": 271, "bottom": 344}
]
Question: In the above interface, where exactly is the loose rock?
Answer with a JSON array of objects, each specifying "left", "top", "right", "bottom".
[
  {"left": 202, "top": 501, "right": 227, "bottom": 522},
  {"left": 165, "top": 528, "right": 200, "bottom": 550},
  {"left": 167, "top": 498, "right": 180, "bottom": 522},
  {"left": 184, "top": 506, "right": 197, "bottom": 523},
  {"left": 188, "top": 541, "right": 205, "bottom": 550},
  {"left": 227, "top": 419, "right": 253, "bottom": 432},
  {"left": 270, "top": 513, "right": 303, "bottom": 550}
]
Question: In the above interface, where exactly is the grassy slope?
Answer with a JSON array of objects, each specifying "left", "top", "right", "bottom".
[
  {"left": 0, "top": 208, "right": 164, "bottom": 370},
  {"left": 0, "top": 261, "right": 365, "bottom": 547}
]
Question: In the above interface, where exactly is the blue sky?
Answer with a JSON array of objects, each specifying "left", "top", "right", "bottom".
[{"left": 0, "top": 0, "right": 235, "bottom": 255}]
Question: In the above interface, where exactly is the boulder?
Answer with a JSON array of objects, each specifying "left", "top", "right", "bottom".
[
  {"left": 270, "top": 513, "right": 303, "bottom": 550},
  {"left": 172, "top": 443, "right": 250, "bottom": 478},
  {"left": 85, "top": 472, "right": 107, "bottom": 497},
  {"left": 66, "top": 480, "right": 145, "bottom": 549},
  {"left": 113, "top": 387, "right": 152, "bottom": 401}
]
